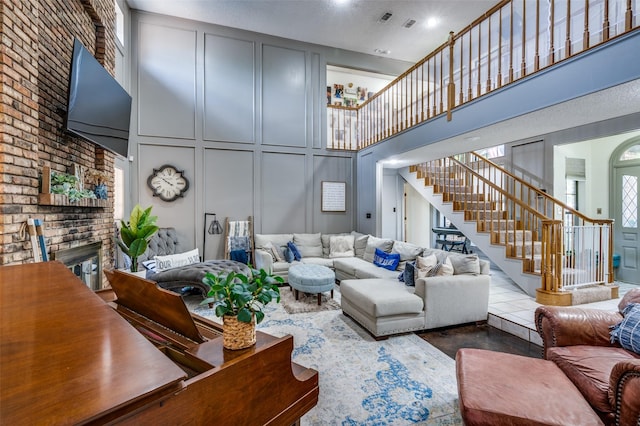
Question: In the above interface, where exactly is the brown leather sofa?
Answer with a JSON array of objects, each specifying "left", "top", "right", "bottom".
[{"left": 535, "top": 289, "right": 640, "bottom": 426}]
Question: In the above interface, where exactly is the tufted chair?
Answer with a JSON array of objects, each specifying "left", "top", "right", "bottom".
[{"left": 139, "top": 227, "right": 182, "bottom": 263}]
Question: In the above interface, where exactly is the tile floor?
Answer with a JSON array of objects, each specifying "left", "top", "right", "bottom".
[{"left": 487, "top": 267, "right": 637, "bottom": 346}]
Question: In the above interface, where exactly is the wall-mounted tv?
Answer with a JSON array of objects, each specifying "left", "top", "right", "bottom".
[{"left": 65, "top": 38, "right": 132, "bottom": 158}]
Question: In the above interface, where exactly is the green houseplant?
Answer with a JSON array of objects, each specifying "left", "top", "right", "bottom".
[
  {"left": 201, "top": 266, "right": 283, "bottom": 350},
  {"left": 117, "top": 204, "right": 159, "bottom": 273}
]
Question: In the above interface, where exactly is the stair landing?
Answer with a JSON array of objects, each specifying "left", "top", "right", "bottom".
[{"left": 489, "top": 267, "right": 632, "bottom": 344}]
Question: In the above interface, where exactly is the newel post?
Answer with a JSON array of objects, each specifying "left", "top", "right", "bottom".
[{"left": 447, "top": 31, "right": 456, "bottom": 121}]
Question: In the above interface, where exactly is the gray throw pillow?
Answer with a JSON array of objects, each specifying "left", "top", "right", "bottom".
[
  {"left": 448, "top": 254, "right": 481, "bottom": 275},
  {"left": 363, "top": 235, "right": 394, "bottom": 263},
  {"left": 352, "top": 232, "right": 369, "bottom": 258}
]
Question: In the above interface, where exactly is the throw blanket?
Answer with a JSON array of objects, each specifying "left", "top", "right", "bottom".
[{"left": 230, "top": 249, "right": 248, "bottom": 264}]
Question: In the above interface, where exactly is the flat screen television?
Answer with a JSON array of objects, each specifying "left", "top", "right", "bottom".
[{"left": 65, "top": 38, "right": 132, "bottom": 158}]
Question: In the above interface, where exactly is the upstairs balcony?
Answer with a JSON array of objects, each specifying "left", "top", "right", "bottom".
[{"left": 327, "top": 0, "right": 639, "bottom": 151}]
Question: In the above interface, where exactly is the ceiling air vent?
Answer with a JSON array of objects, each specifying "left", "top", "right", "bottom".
[
  {"left": 379, "top": 12, "right": 393, "bottom": 23},
  {"left": 403, "top": 19, "right": 416, "bottom": 28}
]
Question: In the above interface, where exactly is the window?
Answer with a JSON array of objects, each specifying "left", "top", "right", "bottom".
[
  {"left": 115, "top": 1, "right": 124, "bottom": 46},
  {"left": 565, "top": 179, "right": 578, "bottom": 210},
  {"left": 564, "top": 179, "right": 578, "bottom": 228},
  {"left": 476, "top": 144, "right": 504, "bottom": 159},
  {"left": 620, "top": 144, "right": 640, "bottom": 161},
  {"left": 114, "top": 165, "right": 124, "bottom": 221},
  {"left": 622, "top": 175, "right": 638, "bottom": 228}
]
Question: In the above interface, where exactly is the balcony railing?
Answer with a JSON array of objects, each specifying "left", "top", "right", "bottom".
[{"left": 328, "top": 0, "right": 639, "bottom": 150}]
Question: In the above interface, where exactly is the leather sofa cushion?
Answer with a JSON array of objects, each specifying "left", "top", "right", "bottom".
[
  {"left": 457, "top": 348, "right": 604, "bottom": 426},
  {"left": 618, "top": 288, "right": 640, "bottom": 313},
  {"left": 547, "top": 345, "right": 640, "bottom": 414}
]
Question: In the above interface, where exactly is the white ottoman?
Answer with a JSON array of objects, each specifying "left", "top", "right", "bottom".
[{"left": 288, "top": 264, "right": 335, "bottom": 306}]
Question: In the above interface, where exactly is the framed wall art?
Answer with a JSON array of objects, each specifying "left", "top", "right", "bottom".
[{"left": 321, "top": 181, "right": 346, "bottom": 212}]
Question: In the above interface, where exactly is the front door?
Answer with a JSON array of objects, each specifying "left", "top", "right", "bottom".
[{"left": 613, "top": 164, "right": 640, "bottom": 284}]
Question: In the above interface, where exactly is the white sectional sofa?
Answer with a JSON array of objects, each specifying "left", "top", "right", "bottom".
[{"left": 254, "top": 232, "right": 491, "bottom": 338}]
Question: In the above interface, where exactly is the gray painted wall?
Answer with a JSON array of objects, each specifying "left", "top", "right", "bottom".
[{"left": 129, "top": 11, "right": 411, "bottom": 258}]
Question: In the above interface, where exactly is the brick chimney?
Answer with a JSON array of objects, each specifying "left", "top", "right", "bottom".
[{"left": 0, "top": 0, "right": 119, "bottom": 287}]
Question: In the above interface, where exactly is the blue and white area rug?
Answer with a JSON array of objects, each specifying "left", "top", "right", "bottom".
[{"left": 186, "top": 288, "right": 462, "bottom": 425}]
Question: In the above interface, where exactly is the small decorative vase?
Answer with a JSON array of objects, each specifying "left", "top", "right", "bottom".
[
  {"left": 222, "top": 315, "right": 256, "bottom": 350},
  {"left": 94, "top": 183, "right": 107, "bottom": 199}
]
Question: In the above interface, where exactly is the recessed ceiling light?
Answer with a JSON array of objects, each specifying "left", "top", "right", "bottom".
[
  {"left": 403, "top": 19, "right": 416, "bottom": 29},
  {"left": 426, "top": 17, "right": 439, "bottom": 28},
  {"left": 374, "top": 48, "right": 391, "bottom": 55},
  {"left": 378, "top": 12, "right": 393, "bottom": 23}
]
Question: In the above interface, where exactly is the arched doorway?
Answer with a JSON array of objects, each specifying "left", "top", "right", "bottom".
[{"left": 611, "top": 138, "right": 640, "bottom": 284}]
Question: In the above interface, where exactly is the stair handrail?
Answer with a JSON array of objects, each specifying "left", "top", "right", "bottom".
[
  {"left": 442, "top": 156, "right": 552, "bottom": 223},
  {"left": 459, "top": 152, "right": 614, "bottom": 287},
  {"left": 417, "top": 153, "right": 614, "bottom": 296},
  {"left": 466, "top": 152, "right": 614, "bottom": 226},
  {"left": 425, "top": 155, "right": 551, "bottom": 272}
]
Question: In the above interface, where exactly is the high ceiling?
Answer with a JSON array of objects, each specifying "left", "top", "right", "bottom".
[{"left": 125, "top": 0, "right": 499, "bottom": 63}]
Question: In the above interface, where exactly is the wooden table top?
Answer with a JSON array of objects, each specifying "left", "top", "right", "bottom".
[{"left": 0, "top": 262, "right": 186, "bottom": 425}]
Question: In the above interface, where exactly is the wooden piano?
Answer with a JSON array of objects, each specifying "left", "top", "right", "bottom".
[{"left": 0, "top": 262, "right": 318, "bottom": 425}]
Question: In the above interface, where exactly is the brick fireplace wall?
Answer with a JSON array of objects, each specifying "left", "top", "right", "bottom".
[{"left": 0, "top": 0, "right": 118, "bottom": 281}]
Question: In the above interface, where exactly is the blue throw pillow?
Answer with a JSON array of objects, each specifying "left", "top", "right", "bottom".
[
  {"left": 282, "top": 245, "right": 295, "bottom": 263},
  {"left": 404, "top": 261, "right": 416, "bottom": 287},
  {"left": 287, "top": 241, "right": 302, "bottom": 261},
  {"left": 610, "top": 303, "right": 640, "bottom": 355},
  {"left": 373, "top": 247, "right": 400, "bottom": 271}
]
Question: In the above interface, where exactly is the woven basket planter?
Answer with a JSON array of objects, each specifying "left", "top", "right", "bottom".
[{"left": 222, "top": 315, "right": 256, "bottom": 350}]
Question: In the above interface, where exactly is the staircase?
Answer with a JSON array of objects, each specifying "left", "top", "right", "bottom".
[{"left": 401, "top": 152, "right": 617, "bottom": 306}]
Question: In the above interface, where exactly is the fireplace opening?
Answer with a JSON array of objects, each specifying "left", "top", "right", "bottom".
[{"left": 52, "top": 241, "right": 103, "bottom": 290}]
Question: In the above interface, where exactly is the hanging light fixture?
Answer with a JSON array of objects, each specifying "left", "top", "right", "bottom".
[
  {"left": 203, "top": 213, "right": 224, "bottom": 260},
  {"left": 208, "top": 214, "right": 223, "bottom": 235}
]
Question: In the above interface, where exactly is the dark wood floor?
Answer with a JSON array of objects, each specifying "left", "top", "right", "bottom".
[{"left": 417, "top": 322, "right": 543, "bottom": 359}]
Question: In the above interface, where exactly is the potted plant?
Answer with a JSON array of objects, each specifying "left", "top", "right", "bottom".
[
  {"left": 117, "top": 204, "right": 159, "bottom": 274},
  {"left": 201, "top": 267, "right": 283, "bottom": 350},
  {"left": 85, "top": 169, "right": 109, "bottom": 199}
]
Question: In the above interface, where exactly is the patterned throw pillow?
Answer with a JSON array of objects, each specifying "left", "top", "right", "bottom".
[
  {"left": 287, "top": 241, "right": 302, "bottom": 261},
  {"left": 373, "top": 248, "right": 401, "bottom": 271},
  {"left": 403, "top": 261, "right": 417, "bottom": 286},
  {"left": 261, "top": 241, "right": 279, "bottom": 262},
  {"left": 154, "top": 248, "right": 200, "bottom": 272},
  {"left": 329, "top": 235, "right": 355, "bottom": 258},
  {"left": 610, "top": 303, "right": 640, "bottom": 355},
  {"left": 282, "top": 245, "right": 295, "bottom": 263},
  {"left": 416, "top": 254, "right": 453, "bottom": 278}
]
